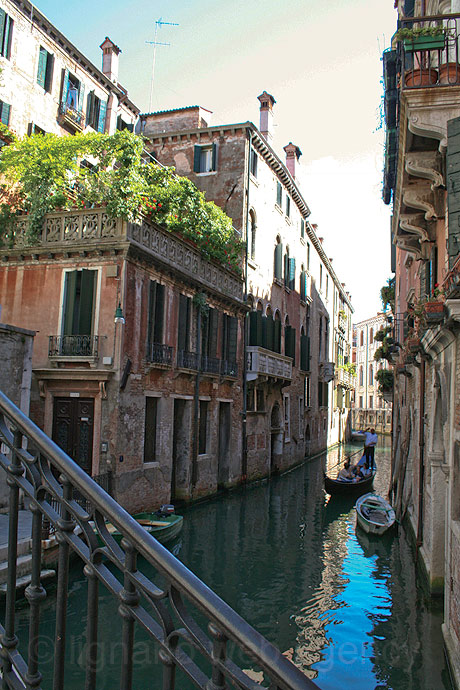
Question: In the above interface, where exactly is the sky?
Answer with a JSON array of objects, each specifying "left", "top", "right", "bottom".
[{"left": 35, "top": 0, "right": 397, "bottom": 322}]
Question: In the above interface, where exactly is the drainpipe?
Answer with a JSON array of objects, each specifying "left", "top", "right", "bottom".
[
  {"left": 241, "top": 129, "right": 251, "bottom": 482},
  {"left": 416, "top": 357, "right": 426, "bottom": 554},
  {"left": 191, "top": 304, "right": 202, "bottom": 490}
]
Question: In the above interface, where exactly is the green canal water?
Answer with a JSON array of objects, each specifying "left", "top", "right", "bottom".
[{"left": 12, "top": 439, "right": 453, "bottom": 689}]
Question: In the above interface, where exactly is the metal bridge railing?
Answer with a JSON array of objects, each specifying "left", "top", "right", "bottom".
[{"left": 0, "top": 391, "right": 318, "bottom": 690}]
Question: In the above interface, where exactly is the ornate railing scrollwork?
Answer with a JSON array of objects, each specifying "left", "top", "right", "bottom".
[{"left": 0, "top": 391, "right": 318, "bottom": 690}]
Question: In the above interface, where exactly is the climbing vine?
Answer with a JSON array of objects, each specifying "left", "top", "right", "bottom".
[{"left": 0, "top": 130, "right": 243, "bottom": 272}]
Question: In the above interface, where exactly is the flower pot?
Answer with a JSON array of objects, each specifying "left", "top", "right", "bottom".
[
  {"left": 438, "top": 62, "right": 460, "bottom": 84},
  {"left": 404, "top": 68, "right": 438, "bottom": 87},
  {"left": 424, "top": 301, "right": 445, "bottom": 323},
  {"left": 403, "top": 35, "right": 445, "bottom": 51}
]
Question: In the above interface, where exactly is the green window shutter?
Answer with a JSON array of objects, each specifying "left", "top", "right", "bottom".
[
  {"left": 212, "top": 143, "right": 217, "bottom": 171},
  {"left": 289, "top": 257, "right": 296, "bottom": 290},
  {"left": 44, "top": 53, "right": 54, "bottom": 92},
  {"left": 78, "top": 270, "right": 95, "bottom": 335},
  {"left": 300, "top": 219, "right": 305, "bottom": 238},
  {"left": 4, "top": 14, "right": 12, "bottom": 59},
  {"left": 147, "top": 280, "right": 156, "bottom": 348},
  {"left": 86, "top": 91, "right": 93, "bottom": 127},
  {"left": 261, "top": 315, "right": 269, "bottom": 349},
  {"left": 154, "top": 283, "right": 165, "bottom": 343},
  {"left": 300, "top": 271, "right": 305, "bottom": 301},
  {"left": 274, "top": 319, "right": 281, "bottom": 353},
  {"left": 0, "top": 102, "right": 10, "bottom": 126},
  {"left": 209, "top": 308, "right": 218, "bottom": 357},
  {"left": 290, "top": 327, "right": 296, "bottom": 366},
  {"left": 266, "top": 315, "right": 274, "bottom": 351},
  {"left": 37, "top": 47, "right": 47, "bottom": 89},
  {"left": 61, "top": 69, "right": 69, "bottom": 109},
  {"left": 97, "top": 99, "right": 107, "bottom": 133},
  {"left": 227, "top": 316, "right": 237, "bottom": 363},
  {"left": 300, "top": 335, "right": 309, "bottom": 371},
  {"left": 193, "top": 145, "right": 201, "bottom": 173},
  {"left": 77, "top": 82, "right": 85, "bottom": 114},
  {"left": 63, "top": 271, "right": 78, "bottom": 336},
  {"left": 0, "top": 11, "right": 6, "bottom": 57},
  {"left": 274, "top": 243, "right": 283, "bottom": 279},
  {"left": 249, "top": 311, "right": 263, "bottom": 346},
  {"left": 447, "top": 115, "right": 460, "bottom": 268},
  {"left": 178, "top": 294, "right": 190, "bottom": 352}
]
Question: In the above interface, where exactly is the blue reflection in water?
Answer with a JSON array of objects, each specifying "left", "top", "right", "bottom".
[{"left": 9, "top": 439, "right": 453, "bottom": 689}]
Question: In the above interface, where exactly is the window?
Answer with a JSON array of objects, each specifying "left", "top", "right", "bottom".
[
  {"left": 359, "top": 366, "right": 363, "bottom": 386},
  {"left": 326, "top": 275, "right": 329, "bottom": 299},
  {"left": 283, "top": 393, "right": 290, "bottom": 441},
  {"left": 256, "top": 388, "right": 265, "bottom": 411},
  {"left": 144, "top": 397, "right": 158, "bottom": 463},
  {"left": 369, "top": 327, "right": 374, "bottom": 344},
  {"left": 248, "top": 210, "right": 256, "bottom": 260},
  {"left": 60, "top": 70, "right": 85, "bottom": 123},
  {"left": 0, "top": 9, "right": 13, "bottom": 59},
  {"left": 285, "top": 195, "right": 291, "bottom": 218},
  {"left": 306, "top": 242, "right": 310, "bottom": 271},
  {"left": 116, "top": 115, "right": 134, "bottom": 132},
  {"left": 86, "top": 91, "right": 107, "bottom": 132},
  {"left": 299, "top": 397, "right": 304, "bottom": 438},
  {"left": 284, "top": 323, "right": 296, "bottom": 364},
  {"left": 248, "top": 387, "right": 265, "bottom": 412},
  {"left": 222, "top": 314, "right": 237, "bottom": 368},
  {"left": 62, "top": 269, "right": 96, "bottom": 337},
  {"left": 147, "top": 281, "right": 165, "bottom": 350},
  {"left": 247, "top": 388, "right": 255, "bottom": 411},
  {"left": 300, "top": 333, "right": 310, "bottom": 371},
  {"left": 369, "top": 364, "right": 374, "bottom": 385},
  {"left": 320, "top": 264, "right": 323, "bottom": 291},
  {"left": 300, "top": 218, "right": 305, "bottom": 239},
  {"left": 250, "top": 148, "right": 258, "bottom": 177},
  {"left": 369, "top": 395, "right": 374, "bottom": 408},
  {"left": 199, "top": 400, "right": 209, "bottom": 454},
  {"left": 360, "top": 330, "right": 364, "bottom": 346},
  {"left": 194, "top": 144, "right": 217, "bottom": 173},
  {"left": 305, "top": 376, "right": 311, "bottom": 407},
  {"left": 37, "top": 47, "right": 54, "bottom": 92},
  {"left": 201, "top": 307, "right": 218, "bottom": 359},
  {"left": 359, "top": 395, "right": 363, "bottom": 408},
  {"left": 276, "top": 181, "right": 282, "bottom": 207},
  {"left": 0, "top": 100, "right": 11, "bottom": 126},
  {"left": 274, "top": 237, "right": 283, "bottom": 280},
  {"left": 27, "top": 123, "right": 46, "bottom": 136},
  {"left": 177, "top": 294, "right": 191, "bottom": 354}
]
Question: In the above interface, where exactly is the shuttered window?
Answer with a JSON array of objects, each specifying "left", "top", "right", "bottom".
[
  {"left": 285, "top": 325, "right": 296, "bottom": 365},
  {"left": 147, "top": 281, "right": 165, "bottom": 349},
  {"left": 0, "top": 100, "right": 11, "bottom": 126},
  {"left": 274, "top": 318, "right": 281, "bottom": 353},
  {"left": 274, "top": 242, "right": 283, "bottom": 280},
  {"left": 0, "top": 9, "right": 13, "bottom": 59},
  {"left": 37, "top": 47, "right": 54, "bottom": 92},
  {"left": 288, "top": 257, "right": 296, "bottom": 290},
  {"left": 249, "top": 311, "right": 263, "bottom": 346},
  {"left": 222, "top": 314, "right": 237, "bottom": 364},
  {"left": 300, "top": 335, "right": 310, "bottom": 372},
  {"left": 86, "top": 92, "right": 107, "bottom": 132},
  {"left": 62, "top": 270, "right": 96, "bottom": 336},
  {"left": 276, "top": 181, "right": 282, "bottom": 207},
  {"left": 177, "top": 294, "right": 191, "bottom": 353},
  {"left": 194, "top": 144, "right": 217, "bottom": 173},
  {"left": 202, "top": 307, "right": 218, "bottom": 358},
  {"left": 144, "top": 397, "right": 158, "bottom": 463}
]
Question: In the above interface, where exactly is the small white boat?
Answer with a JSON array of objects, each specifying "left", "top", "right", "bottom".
[{"left": 355, "top": 493, "right": 396, "bottom": 535}]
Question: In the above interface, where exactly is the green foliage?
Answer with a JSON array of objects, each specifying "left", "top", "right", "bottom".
[
  {"left": 380, "top": 277, "right": 395, "bottom": 312},
  {"left": 374, "top": 326, "right": 392, "bottom": 342},
  {"left": 394, "top": 25, "right": 445, "bottom": 41},
  {"left": 375, "top": 368, "right": 394, "bottom": 393},
  {"left": 338, "top": 362, "right": 356, "bottom": 376},
  {"left": 0, "top": 130, "right": 243, "bottom": 272}
]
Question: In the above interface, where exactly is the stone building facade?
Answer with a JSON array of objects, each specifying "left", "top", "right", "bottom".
[
  {"left": 382, "top": 0, "right": 460, "bottom": 684},
  {"left": 141, "top": 95, "right": 354, "bottom": 474},
  {"left": 0, "top": 0, "right": 138, "bottom": 138},
  {"left": 352, "top": 314, "right": 392, "bottom": 435}
]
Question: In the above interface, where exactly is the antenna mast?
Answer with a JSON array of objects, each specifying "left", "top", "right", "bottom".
[{"left": 146, "top": 17, "right": 179, "bottom": 113}]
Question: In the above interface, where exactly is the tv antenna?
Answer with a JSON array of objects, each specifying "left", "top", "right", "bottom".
[{"left": 146, "top": 17, "right": 179, "bottom": 113}]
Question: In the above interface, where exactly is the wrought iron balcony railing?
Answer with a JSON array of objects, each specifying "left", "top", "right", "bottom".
[
  {"left": 0, "top": 390, "right": 318, "bottom": 690},
  {"left": 146, "top": 342, "right": 174, "bottom": 366},
  {"left": 398, "top": 13, "right": 460, "bottom": 89},
  {"left": 177, "top": 351, "right": 238, "bottom": 378},
  {"left": 48, "top": 334, "right": 99, "bottom": 358},
  {"left": 58, "top": 103, "right": 84, "bottom": 130}
]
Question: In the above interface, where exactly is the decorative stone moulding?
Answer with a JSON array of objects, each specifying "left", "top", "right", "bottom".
[
  {"left": 402, "top": 186, "right": 438, "bottom": 221},
  {"left": 405, "top": 152, "right": 444, "bottom": 190}
]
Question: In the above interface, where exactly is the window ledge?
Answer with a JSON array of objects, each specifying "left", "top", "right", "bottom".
[
  {"left": 275, "top": 203, "right": 283, "bottom": 215},
  {"left": 300, "top": 237, "right": 306, "bottom": 245},
  {"left": 196, "top": 171, "right": 217, "bottom": 176},
  {"left": 274, "top": 277, "right": 283, "bottom": 287},
  {"left": 247, "top": 410, "right": 266, "bottom": 415},
  {"left": 285, "top": 217, "right": 292, "bottom": 225},
  {"left": 143, "top": 461, "right": 160, "bottom": 468},
  {"left": 248, "top": 258, "right": 257, "bottom": 270},
  {"left": 250, "top": 174, "right": 259, "bottom": 186}
]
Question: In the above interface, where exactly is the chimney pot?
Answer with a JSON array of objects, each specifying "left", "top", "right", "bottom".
[
  {"left": 257, "top": 91, "right": 276, "bottom": 143},
  {"left": 100, "top": 37, "right": 121, "bottom": 83},
  {"left": 283, "top": 142, "right": 302, "bottom": 179}
]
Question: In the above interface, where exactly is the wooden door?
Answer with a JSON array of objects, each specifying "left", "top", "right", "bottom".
[{"left": 52, "top": 397, "right": 94, "bottom": 474}]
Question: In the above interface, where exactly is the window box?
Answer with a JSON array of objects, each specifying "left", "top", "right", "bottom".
[{"left": 403, "top": 35, "right": 445, "bottom": 51}]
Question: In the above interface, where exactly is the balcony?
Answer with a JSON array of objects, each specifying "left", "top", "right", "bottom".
[
  {"left": 58, "top": 103, "right": 84, "bottom": 131},
  {"left": 177, "top": 351, "right": 238, "bottom": 378},
  {"left": 49, "top": 335, "right": 99, "bottom": 359},
  {"left": 146, "top": 342, "right": 174, "bottom": 367},
  {"left": 6, "top": 208, "right": 244, "bottom": 305},
  {"left": 335, "top": 366, "right": 356, "bottom": 390},
  {"left": 246, "top": 346, "right": 292, "bottom": 383}
]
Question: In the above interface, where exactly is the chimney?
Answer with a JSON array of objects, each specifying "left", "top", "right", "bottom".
[
  {"left": 100, "top": 37, "right": 121, "bottom": 83},
  {"left": 257, "top": 91, "right": 276, "bottom": 143},
  {"left": 283, "top": 142, "right": 302, "bottom": 179}
]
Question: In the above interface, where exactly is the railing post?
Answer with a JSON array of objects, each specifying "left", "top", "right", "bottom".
[
  {"left": 207, "top": 623, "right": 227, "bottom": 690},
  {"left": 24, "top": 501, "right": 46, "bottom": 689},
  {"left": 0, "top": 428, "right": 23, "bottom": 688},
  {"left": 119, "top": 541, "right": 139, "bottom": 690},
  {"left": 84, "top": 564, "right": 99, "bottom": 690},
  {"left": 159, "top": 649, "right": 176, "bottom": 690}
]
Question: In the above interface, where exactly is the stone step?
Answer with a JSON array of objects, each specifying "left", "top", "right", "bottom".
[
  {"left": 0, "top": 569, "right": 56, "bottom": 596},
  {"left": 0, "top": 538, "right": 33, "bottom": 563},
  {"left": 0, "top": 553, "right": 34, "bottom": 585}
]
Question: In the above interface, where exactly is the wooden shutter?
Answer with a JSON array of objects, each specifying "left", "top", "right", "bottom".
[
  {"left": 285, "top": 326, "right": 296, "bottom": 365},
  {"left": 300, "top": 334, "right": 309, "bottom": 371},
  {"left": 0, "top": 102, "right": 10, "bottom": 126},
  {"left": 289, "top": 258, "right": 296, "bottom": 290},
  {"left": 147, "top": 281, "right": 156, "bottom": 348},
  {"left": 78, "top": 270, "right": 95, "bottom": 335},
  {"left": 63, "top": 271, "right": 78, "bottom": 336},
  {"left": 86, "top": 91, "right": 94, "bottom": 127},
  {"left": 249, "top": 311, "right": 263, "bottom": 346},
  {"left": 44, "top": 53, "right": 54, "bottom": 92},
  {"left": 300, "top": 219, "right": 305, "bottom": 238},
  {"left": 209, "top": 308, "right": 218, "bottom": 357},
  {"left": 212, "top": 143, "right": 217, "bottom": 171},
  {"left": 266, "top": 315, "right": 274, "bottom": 352},
  {"left": 77, "top": 82, "right": 85, "bottom": 115},
  {"left": 193, "top": 145, "right": 201, "bottom": 173},
  {"left": 154, "top": 283, "right": 164, "bottom": 343},
  {"left": 178, "top": 294, "right": 190, "bottom": 352},
  {"left": 274, "top": 319, "right": 281, "bottom": 353},
  {"left": 274, "top": 243, "right": 283, "bottom": 279},
  {"left": 37, "top": 47, "right": 47, "bottom": 89},
  {"left": 300, "top": 271, "right": 305, "bottom": 301},
  {"left": 447, "top": 116, "right": 460, "bottom": 268},
  {"left": 0, "top": 11, "right": 5, "bottom": 57},
  {"left": 60, "top": 69, "right": 70, "bottom": 109},
  {"left": 0, "top": 10, "right": 12, "bottom": 59},
  {"left": 97, "top": 99, "right": 107, "bottom": 133},
  {"left": 227, "top": 316, "right": 237, "bottom": 363}
]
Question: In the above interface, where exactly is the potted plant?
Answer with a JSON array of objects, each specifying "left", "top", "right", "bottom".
[{"left": 394, "top": 25, "right": 446, "bottom": 52}]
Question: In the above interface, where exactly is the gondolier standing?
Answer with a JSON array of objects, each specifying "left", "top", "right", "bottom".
[{"left": 364, "top": 428, "right": 378, "bottom": 471}]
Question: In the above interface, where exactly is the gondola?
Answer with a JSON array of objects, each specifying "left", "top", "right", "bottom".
[
  {"left": 355, "top": 493, "right": 395, "bottom": 535},
  {"left": 324, "top": 464, "right": 376, "bottom": 496}
]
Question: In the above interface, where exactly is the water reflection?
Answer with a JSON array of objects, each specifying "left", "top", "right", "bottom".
[{"left": 10, "top": 438, "right": 452, "bottom": 689}]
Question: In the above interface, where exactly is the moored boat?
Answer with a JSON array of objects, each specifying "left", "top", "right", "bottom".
[
  {"left": 97, "top": 511, "right": 183, "bottom": 546},
  {"left": 324, "top": 464, "right": 376, "bottom": 496},
  {"left": 355, "top": 493, "right": 395, "bottom": 535}
]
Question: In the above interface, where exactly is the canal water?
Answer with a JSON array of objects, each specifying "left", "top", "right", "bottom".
[{"left": 12, "top": 438, "right": 453, "bottom": 689}]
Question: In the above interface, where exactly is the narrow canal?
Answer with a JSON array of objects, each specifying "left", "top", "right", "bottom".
[{"left": 13, "top": 438, "right": 453, "bottom": 689}]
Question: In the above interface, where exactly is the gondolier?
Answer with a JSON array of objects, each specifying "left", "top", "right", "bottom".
[{"left": 364, "top": 428, "right": 378, "bottom": 470}]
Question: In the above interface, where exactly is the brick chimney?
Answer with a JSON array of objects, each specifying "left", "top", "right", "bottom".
[
  {"left": 100, "top": 37, "right": 121, "bottom": 83},
  {"left": 283, "top": 142, "right": 302, "bottom": 179},
  {"left": 257, "top": 91, "right": 276, "bottom": 143}
]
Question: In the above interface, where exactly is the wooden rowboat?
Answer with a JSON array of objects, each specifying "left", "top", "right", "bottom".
[
  {"left": 324, "top": 465, "right": 376, "bottom": 496},
  {"left": 355, "top": 493, "right": 395, "bottom": 536},
  {"left": 101, "top": 512, "right": 183, "bottom": 546}
]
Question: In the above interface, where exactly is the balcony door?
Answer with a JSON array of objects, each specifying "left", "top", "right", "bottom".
[
  {"left": 60, "top": 269, "right": 96, "bottom": 355},
  {"left": 52, "top": 397, "right": 94, "bottom": 474}
]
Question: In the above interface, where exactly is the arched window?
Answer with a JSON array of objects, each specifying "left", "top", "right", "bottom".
[
  {"left": 274, "top": 236, "right": 283, "bottom": 280},
  {"left": 369, "top": 327, "right": 374, "bottom": 344},
  {"left": 284, "top": 245, "right": 290, "bottom": 287},
  {"left": 360, "top": 330, "right": 364, "bottom": 346},
  {"left": 248, "top": 209, "right": 256, "bottom": 260},
  {"left": 369, "top": 364, "right": 374, "bottom": 385},
  {"left": 359, "top": 365, "right": 363, "bottom": 386}
]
